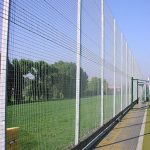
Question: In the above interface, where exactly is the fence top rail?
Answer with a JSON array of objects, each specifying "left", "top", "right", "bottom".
[{"left": 132, "top": 78, "right": 149, "bottom": 82}]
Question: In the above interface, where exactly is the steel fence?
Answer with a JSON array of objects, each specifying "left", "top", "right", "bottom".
[{"left": 0, "top": 0, "right": 144, "bottom": 149}]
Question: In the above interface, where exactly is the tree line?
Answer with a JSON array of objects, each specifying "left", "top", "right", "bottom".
[{"left": 7, "top": 59, "right": 109, "bottom": 104}]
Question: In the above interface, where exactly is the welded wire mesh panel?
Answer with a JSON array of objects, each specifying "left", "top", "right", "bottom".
[
  {"left": 127, "top": 49, "right": 131, "bottom": 105},
  {"left": 0, "top": 1, "right": 3, "bottom": 66},
  {"left": 6, "top": 0, "right": 77, "bottom": 149},
  {"left": 122, "top": 37, "right": 127, "bottom": 109},
  {"left": 115, "top": 24, "right": 121, "bottom": 114},
  {"left": 133, "top": 58, "right": 136, "bottom": 101},
  {"left": 80, "top": 0, "right": 101, "bottom": 140},
  {"left": 139, "top": 85, "right": 144, "bottom": 101},
  {"left": 103, "top": 3, "right": 114, "bottom": 123},
  {"left": 0, "top": 0, "right": 145, "bottom": 149},
  {"left": 143, "top": 84, "right": 146, "bottom": 101},
  {"left": 132, "top": 58, "right": 144, "bottom": 102},
  {"left": 125, "top": 45, "right": 128, "bottom": 108},
  {"left": 0, "top": 2, "right": 2, "bottom": 37},
  {"left": 139, "top": 85, "right": 143, "bottom": 100},
  {"left": 126, "top": 48, "right": 129, "bottom": 105},
  {"left": 133, "top": 80, "right": 137, "bottom": 101},
  {"left": 146, "top": 82, "right": 149, "bottom": 100}
]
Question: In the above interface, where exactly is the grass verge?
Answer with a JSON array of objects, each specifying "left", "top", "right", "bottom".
[
  {"left": 7, "top": 95, "right": 121, "bottom": 150},
  {"left": 142, "top": 104, "right": 150, "bottom": 150}
]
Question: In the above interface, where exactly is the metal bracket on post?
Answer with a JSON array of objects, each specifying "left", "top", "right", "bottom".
[
  {"left": 75, "top": 0, "right": 81, "bottom": 145},
  {"left": 101, "top": 0, "right": 104, "bottom": 126},
  {"left": 0, "top": 0, "right": 10, "bottom": 149}
]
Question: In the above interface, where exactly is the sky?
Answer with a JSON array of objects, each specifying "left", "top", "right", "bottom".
[
  {"left": 107, "top": 0, "right": 150, "bottom": 79},
  {"left": 1, "top": 0, "right": 149, "bottom": 81},
  {"left": 7, "top": 0, "right": 103, "bottom": 80}
]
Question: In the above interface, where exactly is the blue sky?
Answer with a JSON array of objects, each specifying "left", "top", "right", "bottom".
[
  {"left": 2, "top": 0, "right": 149, "bottom": 80},
  {"left": 107, "top": 0, "right": 150, "bottom": 79},
  {"left": 7, "top": 0, "right": 102, "bottom": 80}
]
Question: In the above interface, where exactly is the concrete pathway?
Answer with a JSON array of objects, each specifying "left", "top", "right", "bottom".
[{"left": 94, "top": 102, "right": 147, "bottom": 150}]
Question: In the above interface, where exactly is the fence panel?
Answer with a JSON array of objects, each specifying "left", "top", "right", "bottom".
[
  {"left": 122, "top": 37, "right": 127, "bottom": 109},
  {"left": 80, "top": 0, "right": 102, "bottom": 140},
  {"left": 6, "top": 0, "right": 77, "bottom": 149},
  {"left": 115, "top": 24, "right": 121, "bottom": 114},
  {"left": 103, "top": 3, "right": 114, "bottom": 123},
  {"left": 128, "top": 49, "right": 131, "bottom": 105},
  {"left": 0, "top": 0, "right": 144, "bottom": 149},
  {"left": 133, "top": 58, "right": 137, "bottom": 101}
]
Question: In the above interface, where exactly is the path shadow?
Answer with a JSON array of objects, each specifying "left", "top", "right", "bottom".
[
  {"left": 114, "top": 121, "right": 150, "bottom": 130},
  {"left": 132, "top": 104, "right": 149, "bottom": 109},
  {"left": 95, "top": 132, "right": 150, "bottom": 149},
  {"left": 122, "top": 115, "right": 150, "bottom": 121},
  {"left": 129, "top": 109, "right": 147, "bottom": 113}
]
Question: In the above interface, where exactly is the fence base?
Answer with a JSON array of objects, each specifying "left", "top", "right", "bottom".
[{"left": 72, "top": 99, "right": 138, "bottom": 150}]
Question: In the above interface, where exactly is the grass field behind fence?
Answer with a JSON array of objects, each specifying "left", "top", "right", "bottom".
[
  {"left": 142, "top": 105, "right": 150, "bottom": 150},
  {"left": 7, "top": 95, "right": 121, "bottom": 150}
]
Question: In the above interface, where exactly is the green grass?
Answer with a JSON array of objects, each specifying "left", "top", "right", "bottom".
[
  {"left": 142, "top": 105, "right": 150, "bottom": 150},
  {"left": 7, "top": 95, "right": 119, "bottom": 150}
]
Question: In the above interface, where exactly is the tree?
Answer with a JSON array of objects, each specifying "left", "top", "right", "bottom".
[
  {"left": 12, "top": 59, "right": 24, "bottom": 102},
  {"left": 86, "top": 77, "right": 101, "bottom": 96},
  {"left": 9, "top": 59, "right": 89, "bottom": 102},
  {"left": 53, "top": 61, "right": 78, "bottom": 99},
  {"left": 7, "top": 58, "right": 14, "bottom": 103},
  {"left": 85, "top": 77, "right": 109, "bottom": 96}
]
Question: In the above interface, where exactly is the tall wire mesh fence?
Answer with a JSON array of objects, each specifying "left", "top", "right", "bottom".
[
  {"left": 0, "top": 0, "right": 145, "bottom": 149},
  {"left": 115, "top": 23, "right": 121, "bottom": 114},
  {"left": 103, "top": 2, "right": 114, "bottom": 123},
  {"left": 80, "top": 0, "right": 101, "bottom": 140}
]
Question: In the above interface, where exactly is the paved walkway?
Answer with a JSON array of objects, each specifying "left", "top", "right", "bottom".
[{"left": 94, "top": 102, "right": 147, "bottom": 150}]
